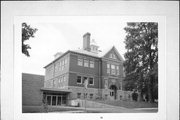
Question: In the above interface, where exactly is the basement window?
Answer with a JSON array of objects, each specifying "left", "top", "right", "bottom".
[
  {"left": 77, "top": 93, "right": 81, "bottom": 98},
  {"left": 89, "top": 94, "right": 93, "bottom": 99}
]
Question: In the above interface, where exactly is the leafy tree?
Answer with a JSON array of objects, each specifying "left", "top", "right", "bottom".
[
  {"left": 22, "top": 23, "right": 38, "bottom": 57},
  {"left": 123, "top": 22, "right": 158, "bottom": 102}
]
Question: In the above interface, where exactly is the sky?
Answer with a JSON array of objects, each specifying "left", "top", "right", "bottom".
[{"left": 22, "top": 16, "right": 127, "bottom": 75}]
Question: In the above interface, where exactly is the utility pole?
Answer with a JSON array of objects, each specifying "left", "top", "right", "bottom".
[
  {"left": 85, "top": 91, "right": 86, "bottom": 112},
  {"left": 84, "top": 78, "right": 88, "bottom": 112}
]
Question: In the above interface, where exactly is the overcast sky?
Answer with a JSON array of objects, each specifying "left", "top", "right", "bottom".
[{"left": 22, "top": 16, "right": 127, "bottom": 75}]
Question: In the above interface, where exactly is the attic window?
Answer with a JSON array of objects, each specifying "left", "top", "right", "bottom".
[{"left": 110, "top": 53, "right": 116, "bottom": 59}]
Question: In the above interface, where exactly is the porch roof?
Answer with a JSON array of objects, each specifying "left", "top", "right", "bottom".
[{"left": 40, "top": 87, "right": 72, "bottom": 93}]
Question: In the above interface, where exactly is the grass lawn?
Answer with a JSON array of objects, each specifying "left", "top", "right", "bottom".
[
  {"left": 95, "top": 100, "right": 158, "bottom": 108},
  {"left": 22, "top": 106, "right": 83, "bottom": 113},
  {"left": 22, "top": 100, "right": 158, "bottom": 113}
]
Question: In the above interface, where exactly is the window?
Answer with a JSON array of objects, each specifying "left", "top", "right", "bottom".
[
  {"left": 53, "top": 79, "right": 55, "bottom": 87},
  {"left": 110, "top": 53, "right": 113, "bottom": 58},
  {"left": 77, "top": 76, "right": 82, "bottom": 84},
  {"left": 84, "top": 59, "right": 89, "bottom": 67},
  {"left": 107, "top": 64, "right": 110, "bottom": 74},
  {"left": 65, "top": 58, "right": 67, "bottom": 65},
  {"left": 116, "top": 66, "right": 119, "bottom": 75},
  {"left": 110, "top": 91, "right": 114, "bottom": 96},
  {"left": 113, "top": 54, "right": 116, "bottom": 59},
  {"left": 89, "top": 94, "right": 93, "bottom": 99},
  {"left": 89, "top": 77, "right": 94, "bottom": 85},
  {"left": 105, "top": 94, "right": 108, "bottom": 100},
  {"left": 62, "top": 76, "right": 64, "bottom": 82},
  {"left": 58, "top": 77, "right": 61, "bottom": 83},
  {"left": 63, "top": 76, "right": 66, "bottom": 82},
  {"left": 55, "top": 62, "right": 59, "bottom": 73},
  {"left": 65, "top": 58, "right": 68, "bottom": 68},
  {"left": 120, "top": 95, "right": 122, "bottom": 100},
  {"left": 111, "top": 64, "right": 116, "bottom": 75},
  {"left": 90, "top": 61, "right": 94, "bottom": 68},
  {"left": 78, "top": 58, "right": 83, "bottom": 66},
  {"left": 110, "top": 53, "right": 116, "bottom": 59},
  {"left": 59, "top": 61, "right": 62, "bottom": 71},
  {"left": 62, "top": 60, "right": 65, "bottom": 70},
  {"left": 77, "top": 93, "right": 81, "bottom": 98}
]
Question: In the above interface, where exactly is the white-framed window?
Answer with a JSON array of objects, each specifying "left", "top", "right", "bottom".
[
  {"left": 113, "top": 54, "right": 116, "bottom": 59},
  {"left": 62, "top": 60, "right": 65, "bottom": 70},
  {"left": 65, "top": 58, "right": 67, "bottom": 65},
  {"left": 111, "top": 64, "right": 116, "bottom": 75},
  {"left": 62, "top": 76, "right": 64, "bottom": 82},
  {"left": 77, "top": 76, "right": 82, "bottom": 84},
  {"left": 110, "top": 53, "right": 116, "bottom": 59},
  {"left": 55, "top": 62, "right": 59, "bottom": 73},
  {"left": 110, "top": 53, "right": 113, "bottom": 58},
  {"left": 65, "top": 57, "right": 68, "bottom": 67},
  {"left": 84, "top": 59, "right": 89, "bottom": 67},
  {"left": 63, "top": 76, "right": 66, "bottom": 82},
  {"left": 107, "top": 63, "right": 110, "bottom": 74},
  {"left": 59, "top": 61, "right": 62, "bottom": 71},
  {"left": 59, "top": 77, "right": 61, "bottom": 83},
  {"left": 89, "top": 77, "right": 94, "bottom": 85},
  {"left": 116, "top": 65, "right": 119, "bottom": 75},
  {"left": 90, "top": 61, "right": 94, "bottom": 68},
  {"left": 77, "top": 58, "right": 83, "bottom": 66}
]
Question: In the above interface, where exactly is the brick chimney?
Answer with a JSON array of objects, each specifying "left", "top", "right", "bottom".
[{"left": 83, "top": 32, "right": 91, "bottom": 51}]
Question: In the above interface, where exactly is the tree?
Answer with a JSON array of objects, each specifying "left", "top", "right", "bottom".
[
  {"left": 22, "top": 23, "right": 38, "bottom": 57},
  {"left": 123, "top": 22, "right": 158, "bottom": 103}
]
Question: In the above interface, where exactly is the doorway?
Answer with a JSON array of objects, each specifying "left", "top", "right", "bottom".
[
  {"left": 109, "top": 85, "right": 117, "bottom": 100},
  {"left": 46, "top": 95, "right": 66, "bottom": 106}
]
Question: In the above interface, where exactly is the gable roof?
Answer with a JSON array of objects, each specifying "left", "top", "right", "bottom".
[
  {"left": 44, "top": 46, "right": 124, "bottom": 68},
  {"left": 100, "top": 46, "right": 124, "bottom": 61},
  {"left": 72, "top": 49, "right": 99, "bottom": 58},
  {"left": 71, "top": 46, "right": 123, "bottom": 61}
]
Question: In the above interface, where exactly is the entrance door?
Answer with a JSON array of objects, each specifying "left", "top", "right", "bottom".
[
  {"left": 47, "top": 96, "right": 51, "bottom": 105},
  {"left": 46, "top": 95, "right": 66, "bottom": 106},
  {"left": 52, "top": 96, "right": 57, "bottom": 106},
  {"left": 57, "top": 96, "right": 62, "bottom": 105},
  {"left": 109, "top": 85, "right": 117, "bottom": 100}
]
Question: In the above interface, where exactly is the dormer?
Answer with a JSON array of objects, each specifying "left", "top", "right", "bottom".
[{"left": 90, "top": 39, "right": 99, "bottom": 54}]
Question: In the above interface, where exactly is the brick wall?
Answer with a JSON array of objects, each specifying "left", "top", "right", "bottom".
[
  {"left": 68, "top": 72, "right": 100, "bottom": 89},
  {"left": 68, "top": 86, "right": 99, "bottom": 100},
  {"left": 69, "top": 53, "right": 100, "bottom": 76},
  {"left": 22, "top": 73, "right": 44, "bottom": 106}
]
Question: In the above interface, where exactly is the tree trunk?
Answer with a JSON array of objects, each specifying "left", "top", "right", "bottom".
[{"left": 147, "top": 75, "right": 154, "bottom": 103}]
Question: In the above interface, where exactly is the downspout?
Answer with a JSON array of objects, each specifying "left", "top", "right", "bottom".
[{"left": 98, "top": 59, "right": 102, "bottom": 98}]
